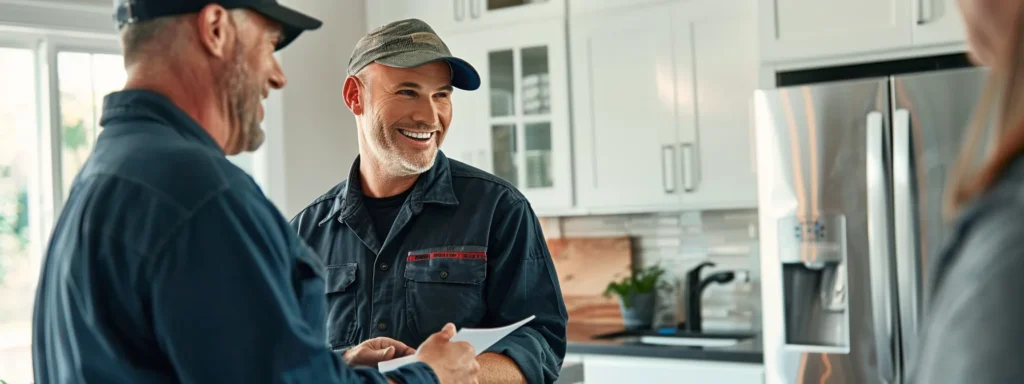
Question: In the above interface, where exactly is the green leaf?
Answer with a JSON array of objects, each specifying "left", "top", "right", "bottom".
[
  {"left": 62, "top": 119, "right": 89, "bottom": 150},
  {"left": 603, "top": 263, "right": 668, "bottom": 306}
]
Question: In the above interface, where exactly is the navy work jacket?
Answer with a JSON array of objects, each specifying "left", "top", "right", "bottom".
[
  {"left": 289, "top": 152, "right": 569, "bottom": 384},
  {"left": 31, "top": 90, "right": 437, "bottom": 383}
]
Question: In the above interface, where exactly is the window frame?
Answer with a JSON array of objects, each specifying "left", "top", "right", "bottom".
[{"left": 0, "top": 25, "right": 121, "bottom": 252}]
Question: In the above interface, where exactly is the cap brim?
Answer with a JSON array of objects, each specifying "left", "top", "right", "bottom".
[
  {"left": 375, "top": 51, "right": 481, "bottom": 91},
  {"left": 250, "top": 4, "right": 323, "bottom": 51}
]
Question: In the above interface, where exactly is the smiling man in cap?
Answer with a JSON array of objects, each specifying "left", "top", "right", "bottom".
[
  {"left": 290, "top": 19, "right": 569, "bottom": 384},
  {"left": 32, "top": 2, "right": 480, "bottom": 384}
]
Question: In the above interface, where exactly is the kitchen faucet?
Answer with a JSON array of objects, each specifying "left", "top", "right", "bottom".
[{"left": 685, "top": 261, "right": 736, "bottom": 333}]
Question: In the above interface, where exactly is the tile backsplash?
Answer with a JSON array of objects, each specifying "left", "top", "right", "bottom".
[{"left": 540, "top": 209, "right": 762, "bottom": 332}]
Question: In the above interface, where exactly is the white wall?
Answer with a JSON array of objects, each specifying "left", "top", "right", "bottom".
[{"left": 268, "top": 0, "right": 366, "bottom": 219}]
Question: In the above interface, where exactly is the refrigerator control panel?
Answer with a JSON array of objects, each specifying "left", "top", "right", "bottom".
[{"left": 777, "top": 213, "right": 846, "bottom": 267}]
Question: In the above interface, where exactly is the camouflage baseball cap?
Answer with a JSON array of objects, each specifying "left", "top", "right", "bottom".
[{"left": 347, "top": 18, "right": 480, "bottom": 91}]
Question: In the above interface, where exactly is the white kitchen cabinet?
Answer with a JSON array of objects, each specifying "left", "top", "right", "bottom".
[
  {"left": 912, "top": 0, "right": 967, "bottom": 47},
  {"left": 374, "top": 0, "right": 565, "bottom": 34},
  {"left": 759, "top": 0, "right": 966, "bottom": 63},
  {"left": 570, "top": 0, "right": 759, "bottom": 214},
  {"left": 568, "top": 0, "right": 675, "bottom": 15},
  {"left": 758, "top": 0, "right": 912, "bottom": 62},
  {"left": 580, "top": 355, "right": 764, "bottom": 384},
  {"left": 681, "top": 2, "right": 760, "bottom": 209},
  {"left": 440, "top": 19, "right": 575, "bottom": 214}
]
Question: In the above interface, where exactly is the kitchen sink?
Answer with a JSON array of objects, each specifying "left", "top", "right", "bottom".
[
  {"left": 592, "top": 327, "right": 755, "bottom": 348},
  {"left": 637, "top": 335, "right": 742, "bottom": 347}
]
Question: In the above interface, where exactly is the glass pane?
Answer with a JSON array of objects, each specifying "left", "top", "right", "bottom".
[
  {"left": 524, "top": 122, "right": 552, "bottom": 188},
  {"left": 0, "top": 46, "right": 40, "bottom": 384},
  {"left": 521, "top": 46, "right": 550, "bottom": 115},
  {"left": 488, "top": 0, "right": 549, "bottom": 11},
  {"left": 488, "top": 50, "right": 514, "bottom": 117},
  {"left": 58, "top": 51, "right": 126, "bottom": 200},
  {"left": 89, "top": 54, "right": 127, "bottom": 137},
  {"left": 491, "top": 124, "right": 518, "bottom": 187}
]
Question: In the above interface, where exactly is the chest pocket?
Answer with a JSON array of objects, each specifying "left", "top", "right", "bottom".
[
  {"left": 404, "top": 246, "right": 488, "bottom": 340},
  {"left": 325, "top": 263, "right": 359, "bottom": 350}
]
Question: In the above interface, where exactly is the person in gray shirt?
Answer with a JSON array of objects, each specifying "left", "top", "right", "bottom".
[{"left": 907, "top": 0, "right": 1024, "bottom": 383}]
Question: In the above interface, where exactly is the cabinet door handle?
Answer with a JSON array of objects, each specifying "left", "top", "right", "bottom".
[
  {"left": 681, "top": 143, "right": 697, "bottom": 192},
  {"left": 662, "top": 145, "right": 677, "bottom": 194},
  {"left": 469, "top": 0, "right": 481, "bottom": 19},
  {"left": 916, "top": 0, "right": 932, "bottom": 25},
  {"left": 454, "top": 0, "right": 465, "bottom": 21}
]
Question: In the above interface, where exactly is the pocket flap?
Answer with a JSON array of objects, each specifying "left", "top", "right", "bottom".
[
  {"left": 326, "top": 263, "right": 357, "bottom": 294},
  {"left": 404, "top": 247, "right": 487, "bottom": 285}
]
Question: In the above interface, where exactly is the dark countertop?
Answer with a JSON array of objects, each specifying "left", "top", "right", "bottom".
[{"left": 564, "top": 323, "right": 764, "bottom": 364}]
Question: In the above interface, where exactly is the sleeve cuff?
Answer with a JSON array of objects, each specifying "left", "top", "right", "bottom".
[{"left": 487, "top": 336, "right": 561, "bottom": 384}]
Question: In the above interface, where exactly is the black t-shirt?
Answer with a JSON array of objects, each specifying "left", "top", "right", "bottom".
[{"left": 363, "top": 188, "right": 412, "bottom": 242}]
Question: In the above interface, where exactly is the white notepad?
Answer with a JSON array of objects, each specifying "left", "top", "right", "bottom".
[{"left": 378, "top": 315, "right": 536, "bottom": 373}]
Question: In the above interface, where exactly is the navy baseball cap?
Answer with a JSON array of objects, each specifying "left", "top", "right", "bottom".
[
  {"left": 113, "top": 0, "right": 322, "bottom": 51},
  {"left": 348, "top": 19, "right": 480, "bottom": 91}
]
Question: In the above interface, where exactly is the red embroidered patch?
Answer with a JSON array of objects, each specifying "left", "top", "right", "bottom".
[{"left": 407, "top": 251, "right": 487, "bottom": 262}]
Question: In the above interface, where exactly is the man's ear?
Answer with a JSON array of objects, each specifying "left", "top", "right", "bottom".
[
  {"left": 343, "top": 75, "right": 365, "bottom": 115},
  {"left": 195, "top": 4, "right": 234, "bottom": 59}
]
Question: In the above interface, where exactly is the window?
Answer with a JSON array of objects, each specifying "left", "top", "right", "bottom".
[
  {"left": 0, "top": 46, "right": 41, "bottom": 384},
  {"left": 0, "top": 44, "right": 127, "bottom": 384},
  {"left": 57, "top": 51, "right": 127, "bottom": 199}
]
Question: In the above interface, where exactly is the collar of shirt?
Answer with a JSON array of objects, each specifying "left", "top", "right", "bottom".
[
  {"left": 99, "top": 89, "right": 223, "bottom": 154},
  {"left": 318, "top": 151, "right": 460, "bottom": 227}
]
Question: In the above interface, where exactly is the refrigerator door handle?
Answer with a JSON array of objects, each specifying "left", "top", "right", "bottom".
[
  {"left": 866, "top": 110, "right": 898, "bottom": 384},
  {"left": 893, "top": 108, "right": 922, "bottom": 368}
]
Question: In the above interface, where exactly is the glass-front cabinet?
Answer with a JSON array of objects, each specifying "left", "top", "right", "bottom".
[
  {"left": 429, "top": 0, "right": 565, "bottom": 32},
  {"left": 443, "top": 19, "right": 573, "bottom": 214}
]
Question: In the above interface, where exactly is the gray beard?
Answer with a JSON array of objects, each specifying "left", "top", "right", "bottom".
[{"left": 223, "top": 40, "right": 265, "bottom": 153}]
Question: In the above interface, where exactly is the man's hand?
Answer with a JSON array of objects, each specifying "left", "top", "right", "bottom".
[
  {"left": 417, "top": 323, "right": 480, "bottom": 384},
  {"left": 343, "top": 337, "right": 416, "bottom": 367}
]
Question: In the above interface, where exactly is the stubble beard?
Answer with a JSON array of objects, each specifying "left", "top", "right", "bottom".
[
  {"left": 366, "top": 115, "right": 439, "bottom": 178},
  {"left": 224, "top": 40, "right": 265, "bottom": 153}
]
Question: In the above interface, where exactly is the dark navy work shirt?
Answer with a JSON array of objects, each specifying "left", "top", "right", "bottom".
[
  {"left": 31, "top": 90, "right": 437, "bottom": 384},
  {"left": 289, "top": 152, "right": 569, "bottom": 384}
]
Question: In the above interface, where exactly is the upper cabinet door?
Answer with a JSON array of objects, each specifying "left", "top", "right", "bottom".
[
  {"left": 450, "top": 19, "right": 574, "bottom": 213},
  {"left": 912, "top": 0, "right": 967, "bottom": 46},
  {"left": 470, "top": 0, "right": 565, "bottom": 28},
  {"left": 676, "top": 0, "right": 759, "bottom": 209},
  {"left": 424, "top": 0, "right": 566, "bottom": 33},
  {"left": 759, "top": 0, "right": 914, "bottom": 62},
  {"left": 570, "top": 3, "right": 683, "bottom": 212},
  {"left": 567, "top": 0, "right": 673, "bottom": 15}
]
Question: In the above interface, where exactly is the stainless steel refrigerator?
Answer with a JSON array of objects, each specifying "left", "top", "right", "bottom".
[{"left": 753, "top": 66, "right": 987, "bottom": 384}]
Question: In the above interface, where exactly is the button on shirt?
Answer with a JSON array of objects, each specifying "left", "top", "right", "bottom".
[
  {"left": 290, "top": 152, "right": 570, "bottom": 384},
  {"left": 31, "top": 90, "right": 437, "bottom": 384}
]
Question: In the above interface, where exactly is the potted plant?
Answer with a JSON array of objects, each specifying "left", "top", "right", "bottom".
[{"left": 603, "top": 264, "right": 667, "bottom": 330}]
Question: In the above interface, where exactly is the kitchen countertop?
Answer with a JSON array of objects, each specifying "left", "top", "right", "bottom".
[{"left": 565, "top": 323, "right": 764, "bottom": 364}]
